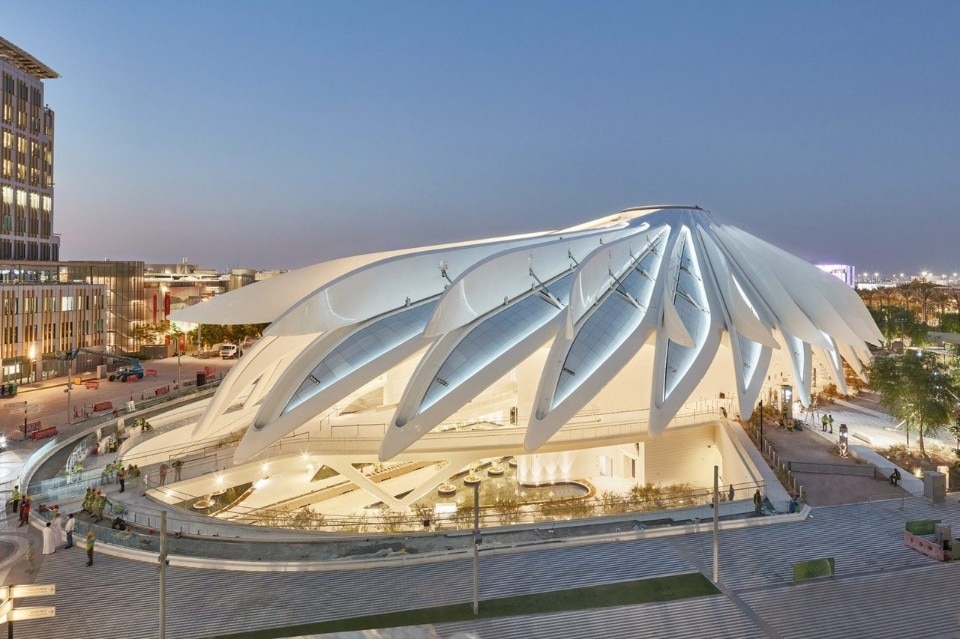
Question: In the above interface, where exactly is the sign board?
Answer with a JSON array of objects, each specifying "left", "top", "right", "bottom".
[
  {"left": 9, "top": 606, "right": 55, "bottom": 621},
  {"left": 4, "top": 402, "right": 39, "bottom": 413},
  {"left": 9, "top": 584, "right": 55, "bottom": 598}
]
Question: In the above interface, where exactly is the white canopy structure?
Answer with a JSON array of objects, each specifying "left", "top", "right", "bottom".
[{"left": 171, "top": 206, "right": 882, "bottom": 471}]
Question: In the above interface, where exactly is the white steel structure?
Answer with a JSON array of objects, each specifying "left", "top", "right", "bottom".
[{"left": 167, "top": 206, "right": 881, "bottom": 508}]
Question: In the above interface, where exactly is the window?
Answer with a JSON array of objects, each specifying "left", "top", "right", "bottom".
[{"left": 61, "top": 296, "right": 74, "bottom": 311}]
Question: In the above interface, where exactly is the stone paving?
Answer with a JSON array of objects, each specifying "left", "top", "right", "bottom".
[{"left": 3, "top": 389, "right": 960, "bottom": 638}]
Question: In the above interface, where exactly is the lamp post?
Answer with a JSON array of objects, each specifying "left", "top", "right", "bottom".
[
  {"left": 712, "top": 465, "right": 719, "bottom": 583},
  {"left": 170, "top": 327, "right": 183, "bottom": 394},
  {"left": 65, "top": 356, "right": 73, "bottom": 425},
  {"left": 758, "top": 400, "right": 763, "bottom": 452},
  {"left": 472, "top": 480, "right": 480, "bottom": 615}
]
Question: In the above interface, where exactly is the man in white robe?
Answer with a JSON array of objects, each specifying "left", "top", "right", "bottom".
[
  {"left": 42, "top": 522, "right": 57, "bottom": 555},
  {"left": 52, "top": 511, "right": 65, "bottom": 545}
]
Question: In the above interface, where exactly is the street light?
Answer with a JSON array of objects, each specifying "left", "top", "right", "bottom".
[
  {"left": 170, "top": 326, "right": 183, "bottom": 394},
  {"left": 758, "top": 400, "right": 763, "bottom": 450},
  {"left": 472, "top": 479, "right": 481, "bottom": 615}
]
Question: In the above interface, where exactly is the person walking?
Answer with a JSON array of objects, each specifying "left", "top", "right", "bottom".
[
  {"left": 727, "top": 484, "right": 735, "bottom": 502},
  {"left": 85, "top": 531, "right": 95, "bottom": 566},
  {"left": 753, "top": 489, "right": 762, "bottom": 515},
  {"left": 159, "top": 463, "right": 169, "bottom": 486},
  {"left": 118, "top": 465, "right": 126, "bottom": 493},
  {"left": 828, "top": 414, "right": 834, "bottom": 434},
  {"left": 11, "top": 485, "right": 20, "bottom": 514},
  {"left": 64, "top": 513, "right": 76, "bottom": 549},
  {"left": 42, "top": 522, "right": 57, "bottom": 555},
  {"left": 18, "top": 498, "right": 30, "bottom": 527},
  {"left": 821, "top": 414, "right": 828, "bottom": 432},
  {"left": 24, "top": 542, "right": 36, "bottom": 574}
]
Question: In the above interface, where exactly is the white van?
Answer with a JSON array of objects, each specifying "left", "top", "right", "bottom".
[{"left": 219, "top": 344, "right": 239, "bottom": 359}]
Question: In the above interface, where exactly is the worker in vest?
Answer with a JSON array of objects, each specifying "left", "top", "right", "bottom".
[
  {"left": 85, "top": 531, "right": 95, "bottom": 567},
  {"left": 10, "top": 485, "right": 20, "bottom": 514},
  {"left": 94, "top": 491, "right": 107, "bottom": 522}
]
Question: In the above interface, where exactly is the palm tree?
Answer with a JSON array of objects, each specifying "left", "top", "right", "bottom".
[{"left": 906, "top": 281, "right": 939, "bottom": 326}]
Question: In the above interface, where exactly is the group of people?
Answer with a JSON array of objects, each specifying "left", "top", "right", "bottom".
[
  {"left": 43, "top": 512, "right": 95, "bottom": 566},
  {"left": 12, "top": 485, "right": 31, "bottom": 526},
  {"left": 820, "top": 413, "right": 835, "bottom": 433},
  {"left": 14, "top": 493, "right": 97, "bottom": 568},
  {"left": 99, "top": 461, "right": 143, "bottom": 493},
  {"left": 82, "top": 487, "right": 110, "bottom": 522},
  {"left": 134, "top": 417, "right": 153, "bottom": 433}
]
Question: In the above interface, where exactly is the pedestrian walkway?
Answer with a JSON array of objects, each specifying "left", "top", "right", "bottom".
[
  {"left": 5, "top": 388, "right": 960, "bottom": 638},
  {"left": 6, "top": 494, "right": 960, "bottom": 639}
]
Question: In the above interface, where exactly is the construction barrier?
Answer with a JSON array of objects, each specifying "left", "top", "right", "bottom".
[
  {"left": 92, "top": 401, "right": 114, "bottom": 413},
  {"left": 29, "top": 426, "right": 58, "bottom": 440}
]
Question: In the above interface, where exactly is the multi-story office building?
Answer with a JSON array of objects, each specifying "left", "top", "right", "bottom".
[
  {"left": 0, "top": 38, "right": 117, "bottom": 383},
  {"left": 0, "top": 36, "right": 58, "bottom": 261}
]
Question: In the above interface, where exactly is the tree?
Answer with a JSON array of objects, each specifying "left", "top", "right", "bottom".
[
  {"left": 130, "top": 321, "right": 171, "bottom": 346},
  {"left": 869, "top": 351, "right": 958, "bottom": 455},
  {"left": 869, "top": 306, "right": 926, "bottom": 346}
]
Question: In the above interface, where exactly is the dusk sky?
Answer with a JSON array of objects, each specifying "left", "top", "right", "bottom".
[{"left": 5, "top": 2, "right": 959, "bottom": 274}]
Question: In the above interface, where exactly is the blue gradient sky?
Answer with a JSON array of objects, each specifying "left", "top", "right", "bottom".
[{"left": 4, "top": 2, "right": 958, "bottom": 273}]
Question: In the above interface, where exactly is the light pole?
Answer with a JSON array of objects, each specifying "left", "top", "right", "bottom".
[
  {"left": 758, "top": 400, "right": 763, "bottom": 451},
  {"left": 170, "top": 328, "right": 183, "bottom": 394},
  {"left": 472, "top": 480, "right": 480, "bottom": 615},
  {"left": 65, "top": 356, "right": 73, "bottom": 425},
  {"left": 712, "top": 465, "right": 719, "bottom": 583}
]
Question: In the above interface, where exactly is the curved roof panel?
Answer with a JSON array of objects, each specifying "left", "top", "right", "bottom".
[{"left": 184, "top": 205, "right": 881, "bottom": 461}]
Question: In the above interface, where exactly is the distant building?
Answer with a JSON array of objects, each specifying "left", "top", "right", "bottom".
[
  {"left": 144, "top": 262, "right": 225, "bottom": 324},
  {"left": 817, "top": 264, "right": 855, "bottom": 287},
  {"left": 145, "top": 262, "right": 287, "bottom": 324}
]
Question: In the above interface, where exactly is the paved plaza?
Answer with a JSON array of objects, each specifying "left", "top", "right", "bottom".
[{"left": 3, "top": 383, "right": 960, "bottom": 638}]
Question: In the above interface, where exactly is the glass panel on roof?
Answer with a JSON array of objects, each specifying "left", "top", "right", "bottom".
[
  {"left": 552, "top": 235, "right": 666, "bottom": 408},
  {"left": 738, "top": 335, "right": 761, "bottom": 386},
  {"left": 418, "top": 272, "right": 575, "bottom": 414},
  {"left": 664, "top": 228, "right": 710, "bottom": 397},
  {"left": 283, "top": 300, "right": 437, "bottom": 414}
]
